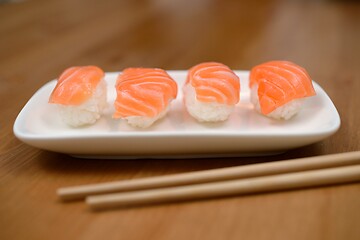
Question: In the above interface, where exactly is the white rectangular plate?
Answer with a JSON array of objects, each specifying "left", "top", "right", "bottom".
[{"left": 13, "top": 71, "right": 340, "bottom": 158}]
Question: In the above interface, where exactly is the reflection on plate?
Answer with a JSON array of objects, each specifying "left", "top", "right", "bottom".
[{"left": 13, "top": 71, "right": 340, "bottom": 158}]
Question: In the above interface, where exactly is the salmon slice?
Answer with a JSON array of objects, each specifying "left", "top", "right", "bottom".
[
  {"left": 114, "top": 68, "right": 177, "bottom": 118},
  {"left": 49, "top": 66, "right": 104, "bottom": 105},
  {"left": 186, "top": 62, "right": 240, "bottom": 105},
  {"left": 250, "top": 61, "right": 316, "bottom": 114}
]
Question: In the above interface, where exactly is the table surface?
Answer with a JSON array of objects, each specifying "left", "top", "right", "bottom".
[{"left": 1, "top": 0, "right": 360, "bottom": 239}]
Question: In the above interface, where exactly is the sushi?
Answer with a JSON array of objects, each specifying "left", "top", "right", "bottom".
[
  {"left": 113, "top": 68, "right": 177, "bottom": 128},
  {"left": 49, "top": 66, "right": 107, "bottom": 127},
  {"left": 249, "top": 61, "right": 316, "bottom": 120},
  {"left": 183, "top": 62, "right": 240, "bottom": 122}
]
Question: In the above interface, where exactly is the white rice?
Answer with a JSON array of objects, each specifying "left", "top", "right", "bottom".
[
  {"left": 124, "top": 105, "right": 170, "bottom": 128},
  {"left": 183, "top": 83, "right": 234, "bottom": 122},
  {"left": 250, "top": 83, "right": 303, "bottom": 120},
  {"left": 58, "top": 78, "right": 107, "bottom": 127}
]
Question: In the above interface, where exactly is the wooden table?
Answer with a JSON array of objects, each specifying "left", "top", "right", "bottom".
[{"left": 1, "top": 0, "right": 360, "bottom": 239}]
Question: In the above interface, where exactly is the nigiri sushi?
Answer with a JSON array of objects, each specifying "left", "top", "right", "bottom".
[
  {"left": 183, "top": 62, "right": 240, "bottom": 122},
  {"left": 113, "top": 68, "right": 177, "bottom": 128},
  {"left": 249, "top": 61, "right": 316, "bottom": 120},
  {"left": 49, "top": 66, "right": 107, "bottom": 127}
]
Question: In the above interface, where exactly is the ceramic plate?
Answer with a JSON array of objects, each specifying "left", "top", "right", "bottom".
[{"left": 13, "top": 71, "right": 340, "bottom": 158}]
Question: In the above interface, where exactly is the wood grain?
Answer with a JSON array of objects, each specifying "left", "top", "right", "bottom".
[{"left": 1, "top": 0, "right": 360, "bottom": 239}]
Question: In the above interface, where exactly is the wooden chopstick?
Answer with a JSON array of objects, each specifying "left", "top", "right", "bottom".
[
  {"left": 58, "top": 151, "right": 360, "bottom": 201},
  {"left": 86, "top": 164, "right": 360, "bottom": 209}
]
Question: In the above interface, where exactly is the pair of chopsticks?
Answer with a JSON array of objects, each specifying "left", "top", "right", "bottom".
[{"left": 58, "top": 151, "right": 360, "bottom": 210}]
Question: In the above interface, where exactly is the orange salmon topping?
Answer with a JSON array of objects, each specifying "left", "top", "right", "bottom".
[
  {"left": 114, "top": 68, "right": 177, "bottom": 118},
  {"left": 49, "top": 66, "right": 104, "bottom": 105},
  {"left": 186, "top": 62, "right": 240, "bottom": 105},
  {"left": 250, "top": 61, "right": 316, "bottom": 114}
]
